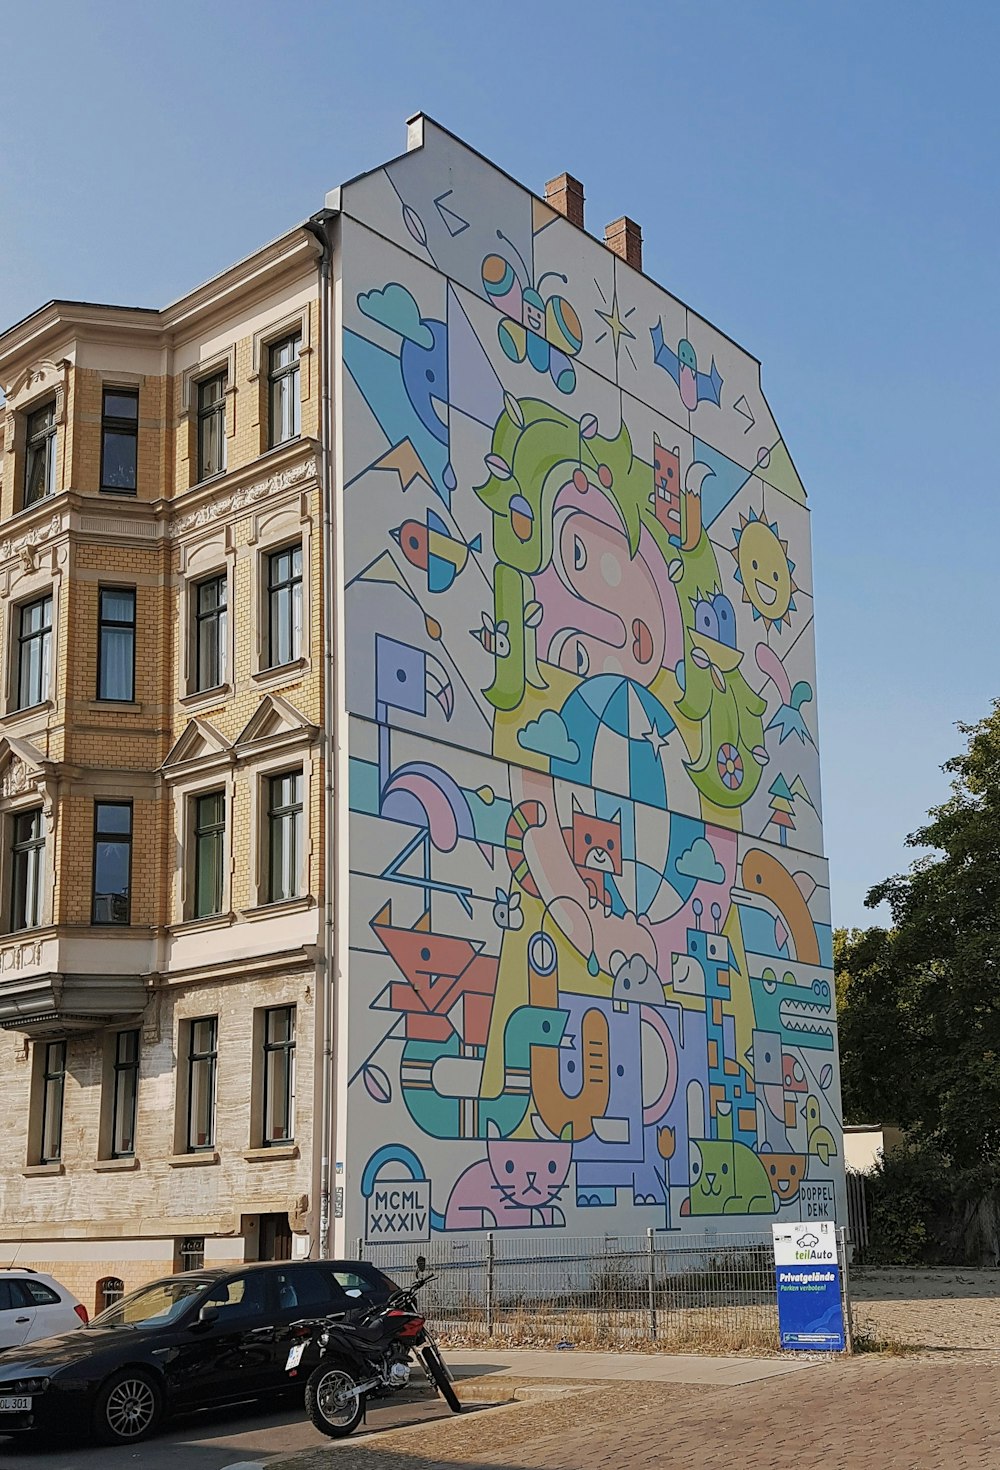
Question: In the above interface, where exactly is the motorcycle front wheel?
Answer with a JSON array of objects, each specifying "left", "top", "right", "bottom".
[
  {"left": 304, "top": 1358, "right": 366, "bottom": 1438},
  {"left": 419, "top": 1343, "right": 463, "bottom": 1414}
]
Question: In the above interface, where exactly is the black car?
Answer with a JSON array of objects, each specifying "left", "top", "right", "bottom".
[{"left": 0, "top": 1258, "right": 399, "bottom": 1445}]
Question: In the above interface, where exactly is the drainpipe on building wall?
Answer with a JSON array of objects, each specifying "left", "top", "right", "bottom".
[{"left": 303, "top": 208, "right": 338, "bottom": 1259}]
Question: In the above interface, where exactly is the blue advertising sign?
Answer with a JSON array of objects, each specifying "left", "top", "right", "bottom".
[{"left": 772, "top": 1221, "right": 845, "bottom": 1351}]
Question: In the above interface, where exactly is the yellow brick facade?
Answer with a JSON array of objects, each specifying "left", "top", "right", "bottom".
[{"left": 0, "top": 229, "right": 328, "bottom": 1307}]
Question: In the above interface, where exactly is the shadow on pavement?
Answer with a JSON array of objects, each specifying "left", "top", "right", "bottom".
[{"left": 0, "top": 1391, "right": 452, "bottom": 1468}]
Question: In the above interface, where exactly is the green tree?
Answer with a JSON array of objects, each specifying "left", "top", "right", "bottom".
[{"left": 837, "top": 701, "right": 1000, "bottom": 1171}]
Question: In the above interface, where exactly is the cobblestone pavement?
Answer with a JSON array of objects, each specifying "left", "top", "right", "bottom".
[
  {"left": 276, "top": 1358, "right": 1000, "bottom": 1470},
  {"left": 852, "top": 1268, "right": 1000, "bottom": 1351}
]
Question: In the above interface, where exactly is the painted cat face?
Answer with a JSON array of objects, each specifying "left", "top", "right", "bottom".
[
  {"left": 764, "top": 1152, "right": 806, "bottom": 1204},
  {"left": 570, "top": 809, "right": 622, "bottom": 875},
  {"left": 487, "top": 1138, "right": 572, "bottom": 1208},
  {"left": 686, "top": 1138, "right": 738, "bottom": 1213}
]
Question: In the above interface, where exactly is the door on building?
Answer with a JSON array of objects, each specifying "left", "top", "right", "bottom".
[{"left": 257, "top": 1213, "right": 292, "bottom": 1261}]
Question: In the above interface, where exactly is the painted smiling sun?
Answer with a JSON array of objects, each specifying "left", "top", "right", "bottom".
[{"left": 730, "top": 509, "right": 798, "bottom": 631}]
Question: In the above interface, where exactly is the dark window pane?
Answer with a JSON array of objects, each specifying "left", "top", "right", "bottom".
[
  {"left": 10, "top": 808, "right": 44, "bottom": 932},
  {"left": 17, "top": 594, "right": 52, "bottom": 710},
  {"left": 281, "top": 1267, "right": 328, "bottom": 1307},
  {"left": 96, "top": 803, "right": 132, "bottom": 835},
  {"left": 268, "top": 334, "right": 301, "bottom": 448},
  {"left": 93, "top": 803, "right": 131, "bottom": 925},
  {"left": 104, "top": 393, "right": 138, "bottom": 420},
  {"left": 21, "top": 1281, "right": 59, "bottom": 1306},
  {"left": 197, "top": 375, "right": 226, "bottom": 480},
  {"left": 264, "top": 1006, "right": 295, "bottom": 1144},
  {"left": 198, "top": 376, "right": 224, "bottom": 409},
  {"left": 187, "top": 1018, "right": 216, "bottom": 1151},
  {"left": 266, "top": 545, "right": 303, "bottom": 668},
  {"left": 98, "top": 588, "right": 136, "bottom": 701},
  {"left": 267, "top": 773, "right": 303, "bottom": 903},
  {"left": 112, "top": 1029, "right": 140, "bottom": 1158},
  {"left": 24, "top": 401, "right": 57, "bottom": 506},
  {"left": 193, "top": 791, "right": 225, "bottom": 918},
  {"left": 101, "top": 390, "right": 138, "bottom": 494},
  {"left": 102, "top": 432, "right": 137, "bottom": 490},
  {"left": 205, "top": 1274, "right": 267, "bottom": 1315},
  {"left": 193, "top": 575, "right": 227, "bottom": 691},
  {"left": 28, "top": 402, "right": 55, "bottom": 434},
  {"left": 40, "top": 1041, "right": 65, "bottom": 1163}
]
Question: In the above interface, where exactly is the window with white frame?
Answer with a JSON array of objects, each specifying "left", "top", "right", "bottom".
[
  {"left": 24, "top": 400, "right": 57, "bottom": 507},
  {"left": 15, "top": 594, "right": 52, "bottom": 710},
  {"left": 185, "top": 1017, "right": 217, "bottom": 1152},
  {"left": 9, "top": 808, "right": 44, "bottom": 932},
  {"left": 196, "top": 373, "right": 227, "bottom": 481},
  {"left": 267, "top": 770, "right": 303, "bottom": 902},
  {"left": 266, "top": 545, "right": 303, "bottom": 669},
  {"left": 191, "top": 790, "right": 225, "bottom": 919},
  {"left": 110, "top": 1029, "right": 140, "bottom": 1158},
  {"left": 262, "top": 1005, "right": 295, "bottom": 1144},
  {"left": 38, "top": 1040, "right": 65, "bottom": 1164},
  {"left": 268, "top": 334, "right": 301, "bottom": 447},
  {"left": 192, "top": 573, "right": 227, "bottom": 692}
]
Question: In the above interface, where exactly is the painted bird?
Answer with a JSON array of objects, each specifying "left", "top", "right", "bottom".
[
  {"left": 651, "top": 320, "right": 724, "bottom": 411},
  {"left": 802, "top": 1094, "right": 838, "bottom": 1166},
  {"left": 391, "top": 509, "right": 481, "bottom": 594}
]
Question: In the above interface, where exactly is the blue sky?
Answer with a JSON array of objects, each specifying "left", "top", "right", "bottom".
[{"left": 3, "top": 0, "right": 996, "bottom": 927}]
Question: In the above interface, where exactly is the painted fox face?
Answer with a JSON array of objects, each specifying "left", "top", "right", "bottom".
[
  {"left": 569, "top": 808, "right": 622, "bottom": 875},
  {"left": 764, "top": 1152, "right": 807, "bottom": 1204}
]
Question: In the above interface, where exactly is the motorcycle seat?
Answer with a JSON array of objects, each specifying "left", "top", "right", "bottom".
[{"left": 342, "top": 1321, "right": 391, "bottom": 1344}]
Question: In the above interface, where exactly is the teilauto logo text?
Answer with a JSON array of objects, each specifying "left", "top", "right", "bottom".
[{"left": 792, "top": 1231, "right": 835, "bottom": 1263}]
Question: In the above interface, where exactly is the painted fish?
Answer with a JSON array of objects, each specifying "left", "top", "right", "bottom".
[{"left": 391, "top": 510, "right": 481, "bottom": 593}]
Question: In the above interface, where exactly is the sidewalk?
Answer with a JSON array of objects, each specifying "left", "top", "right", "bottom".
[{"left": 445, "top": 1346, "right": 817, "bottom": 1387}]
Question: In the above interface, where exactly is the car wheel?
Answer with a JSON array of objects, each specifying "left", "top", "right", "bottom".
[{"left": 92, "top": 1367, "right": 163, "bottom": 1445}]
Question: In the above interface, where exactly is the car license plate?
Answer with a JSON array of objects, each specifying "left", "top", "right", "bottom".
[
  {"left": 284, "top": 1343, "right": 306, "bottom": 1371},
  {"left": 0, "top": 1397, "right": 31, "bottom": 1412}
]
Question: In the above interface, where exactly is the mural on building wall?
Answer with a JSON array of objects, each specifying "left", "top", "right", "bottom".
[{"left": 340, "top": 122, "right": 842, "bottom": 1244}]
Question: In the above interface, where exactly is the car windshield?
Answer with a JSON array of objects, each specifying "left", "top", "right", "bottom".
[{"left": 89, "top": 1277, "right": 210, "bottom": 1328}]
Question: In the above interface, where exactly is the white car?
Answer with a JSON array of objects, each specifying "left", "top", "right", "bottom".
[{"left": 0, "top": 1270, "right": 87, "bottom": 1349}]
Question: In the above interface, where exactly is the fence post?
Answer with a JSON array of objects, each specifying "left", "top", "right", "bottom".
[
  {"left": 485, "top": 1232, "right": 494, "bottom": 1337},
  {"left": 838, "top": 1225, "right": 854, "bottom": 1354},
  {"left": 646, "top": 1228, "right": 657, "bottom": 1341},
  {"left": 355, "top": 1236, "right": 364, "bottom": 1261}
]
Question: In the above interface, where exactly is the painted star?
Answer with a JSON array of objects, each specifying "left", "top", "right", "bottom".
[
  {"left": 642, "top": 721, "right": 669, "bottom": 760},
  {"left": 595, "top": 285, "right": 636, "bottom": 362}
]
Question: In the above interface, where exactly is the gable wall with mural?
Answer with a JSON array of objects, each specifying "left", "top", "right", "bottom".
[{"left": 337, "top": 120, "right": 842, "bottom": 1248}]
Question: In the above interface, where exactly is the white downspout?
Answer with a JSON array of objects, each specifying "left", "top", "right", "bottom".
[{"left": 303, "top": 208, "right": 338, "bottom": 1257}]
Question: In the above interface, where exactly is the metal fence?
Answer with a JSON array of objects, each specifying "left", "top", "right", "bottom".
[
  {"left": 846, "top": 1171, "right": 870, "bottom": 1255},
  {"left": 359, "top": 1229, "right": 852, "bottom": 1351}
]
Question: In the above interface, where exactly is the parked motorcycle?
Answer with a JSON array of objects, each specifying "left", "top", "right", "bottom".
[{"left": 287, "top": 1273, "right": 462, "bottom": 1438}]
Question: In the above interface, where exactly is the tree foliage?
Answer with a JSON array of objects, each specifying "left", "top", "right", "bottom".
[{"left": 836, "top": 701, "right": 1000, "bottom": 1172}]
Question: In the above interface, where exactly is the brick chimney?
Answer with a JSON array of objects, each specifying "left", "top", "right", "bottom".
[
  {"left": 544, "top": 173, "right": 585, "bottom": 231},
  {"left": 604, "top": 217, "right": 643, "bottom": 273}
]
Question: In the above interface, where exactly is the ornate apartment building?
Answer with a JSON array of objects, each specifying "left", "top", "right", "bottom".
[
  {"left": 0, "top": 227, "right": 327, "bottom": 1308},
  {"left": 0, "top": 115, "right": 843, "bottom": 1309}
]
